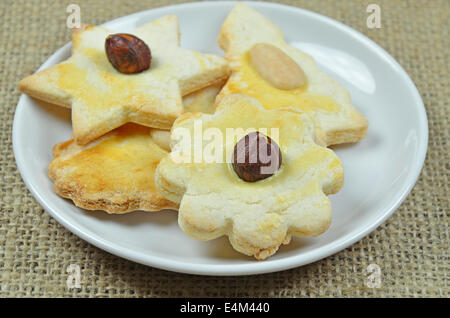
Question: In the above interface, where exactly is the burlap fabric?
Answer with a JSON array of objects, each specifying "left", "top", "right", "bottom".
[{"left": 0, "top": 0, "right": 448, "bottom": 297}]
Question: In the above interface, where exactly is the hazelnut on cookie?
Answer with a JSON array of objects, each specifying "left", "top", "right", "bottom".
[{"left": 155, "top": 94, "right": 344, "bottom": 260}]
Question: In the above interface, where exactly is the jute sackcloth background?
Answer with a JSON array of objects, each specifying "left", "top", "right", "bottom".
[{"left": 0, "top": 0, "right": 448, "bottom": 297}]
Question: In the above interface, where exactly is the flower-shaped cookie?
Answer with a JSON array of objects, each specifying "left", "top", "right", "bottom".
[{"left": 156, "top": 94, "right": 344, "bottom": 260}]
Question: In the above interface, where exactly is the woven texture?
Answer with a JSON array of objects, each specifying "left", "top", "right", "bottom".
[{"left": 0, "top": 0, "right": 448, "bottom": 297}]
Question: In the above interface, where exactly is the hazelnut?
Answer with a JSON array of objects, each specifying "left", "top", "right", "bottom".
[
  {"left": 232, "top": 132, "right": 282, "bottom": 182},
  {"left": 105, "top": 33, "right": 151, "bottom": 74}
]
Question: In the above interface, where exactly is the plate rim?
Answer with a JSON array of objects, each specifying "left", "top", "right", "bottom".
[{"left": 12, "top": 1, "right": 428, "bottom": 276}]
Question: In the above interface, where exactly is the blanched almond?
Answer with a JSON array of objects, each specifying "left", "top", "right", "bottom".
[{"left": 249, "top": 43, "right": 306, "bottom": 90}]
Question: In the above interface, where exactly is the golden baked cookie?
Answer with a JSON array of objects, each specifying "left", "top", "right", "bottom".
[
  {"left": 19, "top": 15, "right": 230, "bottom": 145},
  {"left": 155, "top": 94, "right": 344, "bottom": 260},
  {"left": 49, "top": 123, "right": 177, "bottom": 214},
  {"left": 217, "top": 3, "right": 368, "bottom": 146}
]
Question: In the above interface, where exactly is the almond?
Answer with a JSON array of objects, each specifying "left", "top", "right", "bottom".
[{"left": 249, "top": 43, "right": 306, "bottom": 90}]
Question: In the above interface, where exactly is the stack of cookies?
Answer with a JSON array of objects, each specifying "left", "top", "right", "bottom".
[{"left": 19, "top": 3, "right": 368, "bottom": 260}]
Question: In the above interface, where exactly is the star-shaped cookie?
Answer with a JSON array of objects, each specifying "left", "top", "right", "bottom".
[
  {"left": 19, "top": 15, "right": 230, "bottom": 145},
  {"left": 217, "top": 3, "right": 368, "bottom": 146}
]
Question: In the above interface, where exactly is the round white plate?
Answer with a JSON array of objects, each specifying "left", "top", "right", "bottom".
[{"left": 13, "top": 1, "right": 428, "bottom": 275}]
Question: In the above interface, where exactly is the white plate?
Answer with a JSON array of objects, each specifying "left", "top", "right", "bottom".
[{"left": 13, "top": 1, "right": 428, "bottom": 275}]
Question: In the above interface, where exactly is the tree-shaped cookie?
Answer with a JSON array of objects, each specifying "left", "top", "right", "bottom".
[{"left": 217, "top": 3, "right": 368, "bottom": 146}]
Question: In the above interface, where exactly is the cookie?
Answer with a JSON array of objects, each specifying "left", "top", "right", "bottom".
[
  {"left": 149, "top": 129, "right": 171, "bottom": 152},
  {"left": 182, "top": 80, "right": 225, "bottom": 114},
  {"left": 19, "top": 15, "right": 230, "bottom": 145},
  {"left": 150, "top": 81, "right": 225, "bottom": 152},
  {"left": 49, "top": 123, "right": 177, "bottom": 214},
  {"left": 217, "top": 3, "right": 368, "bottom": 146},
  {"left": 155, "top": 94, "right": 344, "bottom": 260}
]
